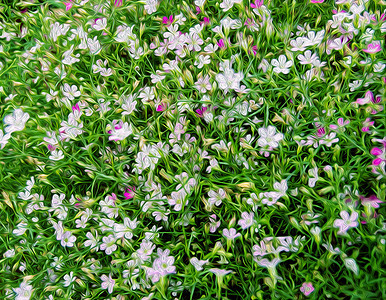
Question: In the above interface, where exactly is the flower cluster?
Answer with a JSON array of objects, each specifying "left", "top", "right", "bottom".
[{"left": 0, "top": 0, "right": 384, "bottom": 299}]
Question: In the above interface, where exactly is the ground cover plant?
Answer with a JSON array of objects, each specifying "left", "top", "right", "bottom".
[{"left": 0, "top": 0, "right": 385, "bottom": 299}]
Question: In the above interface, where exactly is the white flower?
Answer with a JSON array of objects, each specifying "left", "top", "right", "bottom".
[
  {"left": 273, "top": 180, "right": 288, "bottom": 197},
  {"left": 297, "top": 50, "right": 318, "bottom": 65},
  {"left": 238, "top": 212, "right": 255, "bottom": 230},
  {"left": 49, "top": 150, "right": 64, "bottom": 161},
  {"left": 308, "top": 167, "right": 319, "bottom": 188},
  {"left": 101, "top": 274, "right": 115, "bottom": 294},
  {"left": 13, "top": 221, "right": 28, "bottom": 236},
  {"left": 87, "top": 36, "right": 101, "bottom": 55},
  {"left": 62, "top": 84, "right": 81, "bottom": 100},
  {"left": 257, "top": 125, "right": 284, "bottom": 148},
  {"left": 344, "top": 258, "right": 359, "bottom": 275},
  {"left": 63, "top": 271, "right": 76, "bottom": 287},
  {"left": 187, "top": 33, "right": 204, "bottom": 52},
  {"left": 220, "top": 0, "right": 242, "bottom": 12},
  {"left": 194, "top": 75, "right": 212, "bottom": 93},
  {"left": 319, "top": 132, "right": 339, "bottom": 147},
  {"left": 61, "top": 231, "right": 76, "bottom": 247},
  {"left": 3, "top": 249, "right": 15, "bottom": 258},
  {"left": 333, "top": 211, "right": 359, "bottom": 235},
  {"left": 215, "top": 66, "right": 244, "bottom": 94},
  {"left": 144, "top": 0, "right": 158, "bottom": 14},
  {"left": 168, "top": 189, "right": 188, "bottom": 211},
  {"left": 92, "top": 18, "right": 107, "bottom": 31},
  {"left": 0, "top": 129, "right": 10, "bottom": 149},
  {"left": 138, "top": 86, "right": 155, "bottom": 103},
  {"left": 108, "top": 121, "right": 133, "bottom": 141},
  {"left": 260, "top": 191, "right": 281, "bottom": 206},
  {"left": 100, "top": 234, "right": 117, "bottom": 255},
  {"left": 114, "top": 217, "right": 139, "bottom": 239},
  {"left": 84, "top": 231, "right": 99, "bottom": 251},
  {"left": 13, "top": 281, "right": 33, "bottom": 300},
  {"left": 4, "top": 109, "right": 30, "bottom": 134},
  {"left": 190, "top": 257, "right": 209, "bottom": 271},
  {"left": 194, "top": 55, "right": 211, "bottom": 69},
  {"left": 222, "top": 228, "right": 241, "bottom": 240},
  {"left": 208, "top": 189, "right": 226, "bottom": 207},
  {"left": 271, "top": 55, "right": 293, "bottom": 74}
]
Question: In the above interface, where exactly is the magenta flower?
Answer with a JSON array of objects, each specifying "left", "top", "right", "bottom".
[
  {"left": 72, "top": 103, "right": 80, "bottom": 112},
  {"left": 114, "top": 0, "right": 123, "bottom": 7},
  {"left": 361, "top": 211, "right": 379, "bottom": 224},
  {"left": 361, "top": 118, "right": 374, "bottom": 132},
  {"left": 196, "top": 106, "right": 208, "bottom": 117},
  {"left": 196, "top": 6, "right": 201, "bottom": 14},
  {"left": 47, "top": 144, "right": 56, "bottom": 151},
  {"left": 162, "top": 15, "right": 173, "bottom": 26},
  {"left": 310, "top": 0, "right": 324, "bottom": 3},
  {"left": 217, "top": 39, "right": 226, "bottom": 49},
  {"left": 64, "top": 0, "right": 72, "bottom": 11},
  {"left": 371, "top": 147, "right": 383, "bottom": 156},
  {"left": 250, "top": 45, "right": 258, "bottom": 56},
  {"left": 203, "top": 17, "right": 210, "bottom": 25},
  {"left": 329, "top": 118, "right": 350, "bottom": 130},
  {"left": 363, "top": 41, "right": 382, "bottom": 53},
  {"left": 251, "top": 0, "right": 263, "bottom": 8},
  {"left": 300, "top": 282, "right": 314, "bottom": 296},
  {"left": 316, "top": 127, "right": 325, "bottom": 137},
  {"left": 355, "top": 91, "right": 374, "bottom": 105},
  {"left": 156, "top": 103, "right": 166, "bottom": 112},
  {"left": 360, "top": 195, "right": 383, "bottom": 208},
  {"left": 124, "top": 187, "right": 135, "bottom": 200}
]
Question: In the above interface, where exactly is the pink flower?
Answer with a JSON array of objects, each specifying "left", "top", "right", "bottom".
[
  {"left": 64, "top": 0, "right": 72, "bottom": 11},
  {"left": 251, "top": 0, "right": 263, "bottom": 8},
  {"left": 300, "top": 282, "right": 314, "bottom": 296},
  {"left": 196, "top": 6, "right": 201, "bottom": 14},
  {"left": 114, "top": 0, "right": 123, "bottom": 7},
  {"left": 217, "top": 39, "right": 226, "bottom": 49},
  {"left": 363, "top": 41, "right": 382, "bottom": 53},
  {"left": 203, "top": 17, "right": 210, "bottom": 25},
  {"left": 361, "top": 118, "right": 374, "bottom": 132},
  {"left": 162, "top": 15, "right": 173, "bottom": 26},
  {"left": 310, "top": 0, "right": 324, "bottom": 3},
  {"left": 355, "top": 91, "right": 374, "bottom": 105},
  {"left": 124, "top": 187, "right": 135, "bottom": 200}
]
